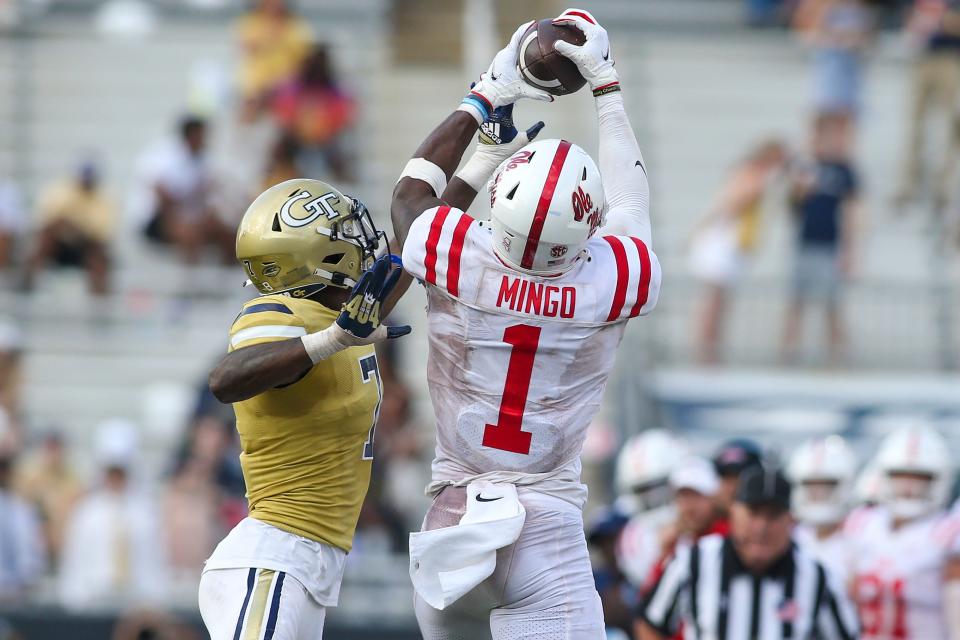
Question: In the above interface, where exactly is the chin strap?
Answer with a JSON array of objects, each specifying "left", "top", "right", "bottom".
[{"left": 313, "top": 268, "right": 356, "bottom": 288}]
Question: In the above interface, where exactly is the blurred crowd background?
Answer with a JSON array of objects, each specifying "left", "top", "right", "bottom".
[{"left": 0, "top": 0, "right": 959, "bottom": 637}]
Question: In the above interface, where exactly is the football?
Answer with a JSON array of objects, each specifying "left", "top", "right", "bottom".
[{"left": 517, "top": 19, "right": 587, "bottom": 96}]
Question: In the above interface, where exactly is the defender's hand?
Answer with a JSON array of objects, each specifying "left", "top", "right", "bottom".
[
  {"left": 551, "top": 8, "right": 620, "bottom": 92},
  {"left": 479, "top": 103, "right": 545, "bottom": 150},
  {"left": 454, "top": 103, "right": 545, "bottom": 193},
  {"left": 468, "top": 22, "right": 555, "bottom": 113},
  {"left": 336, "top": 255, "right": 411, "bottom": 344}
]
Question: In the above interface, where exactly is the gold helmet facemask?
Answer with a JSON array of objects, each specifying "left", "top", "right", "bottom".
[{"left": 236, "top": 179, "right": 388, "bottom": 296}]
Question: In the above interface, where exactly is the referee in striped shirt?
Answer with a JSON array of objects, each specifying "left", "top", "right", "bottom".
[{"left": 636, "top": 465, "right": 859, "bottom": 640}]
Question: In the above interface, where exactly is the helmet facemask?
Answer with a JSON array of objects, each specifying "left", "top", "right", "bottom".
[
  {"left": 314, "top": 195, "right": 388, "bottom": 288},
  {"left": 794, "top": 479, "right": 847, "bottom": 526},
  {"left": 884, "top": 470, "right": 939, "bottom": 521}
]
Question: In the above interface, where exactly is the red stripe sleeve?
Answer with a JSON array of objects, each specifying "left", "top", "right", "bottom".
[
  {"left": 446, "top": 213, "right": 473, "bottom": 297},
  {"left": 424, "top": 206, "right": 450, "bottom": 286},
  {"left": 604, "top": 236, "right": 629, "bottom": 321},
  {"left": 628, "top": 237, "right": 653, "bottom": 317},
  {"left": 521, "top": 140, "right": 572, "bottom": 270}
]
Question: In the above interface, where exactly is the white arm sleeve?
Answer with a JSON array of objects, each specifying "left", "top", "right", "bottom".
[{"left": 596, "top": 92, "right": 652, "bottom": 247}]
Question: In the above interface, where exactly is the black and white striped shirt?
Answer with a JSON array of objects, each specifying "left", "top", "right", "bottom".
[{"left": 640, "top": 534, "right": 859, "bottom": 640}]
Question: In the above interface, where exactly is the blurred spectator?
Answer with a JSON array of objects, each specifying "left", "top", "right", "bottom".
[
  {"left": 140, "top": 116, "right": 234, "bottom": 265},
  {"left": 794, "top": 0, "right": 875, "bottom": 144},
  {"left": 746, "top": 0, "right": 787, "bottom": 27},
  {"left": 162, "top": 417, "right": 225, "bottom": 575},
  {"left": 587, "top": 507, "right": 636, "bottom": 639},
  {"left": 235, "top": 0, "right": 312, "bottom": 119},
  {"left": 782, "top": 115, "right": 861, "bottom": 365},
  {"left": 712, "top": 438, "right": 764, "bottom": 523},
  {"left": 186, "top": 377, "right": 246, "bottom": 505},
  {"left": 261, "top": 133, "right": 302, "bottom": 190},
  {"left": 0, "top": 320, "right": 23, "bottom": 435},
  {"left": 635, "top": 458, "right": 728, "bottom": 640},
  {"left": 22, "top": 160, "right": 114, "bottom": 296},
  {"left": 111, "top": 609, "right": 203, "bottom": 640},
  {"left": 14, "top": 431, "right": 83, "bottom": 569},
  {"left": 0, "top": 180, "right": 25, "bottom": 270},
  {"left": 58, "top": 419, "right": 168, "bottom": 610},
  {"left": 0, "top": 439, "right": 46, "bottom": 602},
  {"left": 271, "top": 44, "right": 357, "bottom": 182},
  {"left": 355, "top": 343, "right": 421, "bottom": 553},
  {"left": 663, "top": 457, "right": 729, "bottom": 547},
  {"left": 895, "top": 0, "right": 960, "bottom": 209},
  {"left": 0, "top": 620, "right": 20, "bottom": 640},
  {"left": 688, "top": 140, "right": 788, "bottom": 364}
]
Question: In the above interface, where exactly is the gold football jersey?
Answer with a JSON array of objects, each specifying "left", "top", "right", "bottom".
[{"left": 228, "top": 294, "right": 381, "bottom": 552}]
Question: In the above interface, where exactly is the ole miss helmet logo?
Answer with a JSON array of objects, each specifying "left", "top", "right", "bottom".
[{"left": 571, "top": 187, "right": 592, "bottom": 222}]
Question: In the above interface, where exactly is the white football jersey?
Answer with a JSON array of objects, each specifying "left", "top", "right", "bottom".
[
  {"left": 616, "top": 515, "right": 668, "bottom": 588},
  {"left": 402, "top": 205, "right": 661, "bottom": 506},
  {"left": 794, "top": 523, "right": 855, "bottom": 589},
  {"left": 848, "top": 506, "right": 960, "bottom": 640}
]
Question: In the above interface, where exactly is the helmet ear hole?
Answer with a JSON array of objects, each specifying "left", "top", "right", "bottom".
[
  {"left": 582, "top": 167, "right": 587, "bottom": 180},
  {"left": 506, "top": 184, "right": 519, "bottom": 200},
  {"left": 272, "top": 214, "right": 282, "bottom": 232},
  {"left": 322, "top": 253, "right": 344, "bottom": 264}
]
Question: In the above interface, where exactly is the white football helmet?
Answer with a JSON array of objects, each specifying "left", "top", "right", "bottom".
[
  {"left": 615, "top": 429, "right": 689, "bottom": 525},
  {"left": 787, "top": 436, "right": 857, "bottom": 526},
  {"left": 875, "top": 424, "right": 954, "bottom": 521},
  {"left": 488, "top": 138, "right": 605, "bottom": 275}
]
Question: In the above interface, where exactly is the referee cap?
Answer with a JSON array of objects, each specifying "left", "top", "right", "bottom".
[{"left": 736, "top": 464, "right": 791, "bottom": 511}]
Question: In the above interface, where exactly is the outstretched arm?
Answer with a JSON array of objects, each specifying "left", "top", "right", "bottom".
[
  {"left": 210, "top": 256, "right": 410, "bottom": 403},
  {"left": 391, "top": 113, "right": 479, "bottom": 249},
  {"left": 554, "top": 9, "right": 652, "bottom": 247},
  {"left": 391, "top": 22, "right": 552, "bottom": 249}
]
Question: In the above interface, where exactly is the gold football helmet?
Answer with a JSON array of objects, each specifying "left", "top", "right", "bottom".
[{"left": 236, "top": 179, "right": 386, "bottom": 295}]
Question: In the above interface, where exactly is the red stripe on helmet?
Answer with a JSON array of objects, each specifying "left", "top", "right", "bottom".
[
  {"left": 520, "top": 140, "right": 572, "bottom": 270},
  {"left": 628, "top": 237, "right": 652, "bottom": 317},
  {"left": 424, "top": 206, "right": 451, "bottom": 286},
  {"left": 604, "top": 236, "right": 629, "bottom": 321},
  {"left": 445, "top": 213, "right": 473, "bottom": 297}
]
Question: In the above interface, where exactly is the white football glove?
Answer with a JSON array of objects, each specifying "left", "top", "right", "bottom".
[
  {"left": 463, "top": 22, "right": 554, "bottom": 121},
  {"left": 552, "top": 8, "right": 620, "bottom": 93}
]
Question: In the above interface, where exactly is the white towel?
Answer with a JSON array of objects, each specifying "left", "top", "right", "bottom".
[{"left": 409, "top": 481, "right": 526, "bottom": 610}]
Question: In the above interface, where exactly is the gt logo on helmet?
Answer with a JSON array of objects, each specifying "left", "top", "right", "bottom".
[{"left": 279, "top": 190, "right": 341, "bottom": 228}]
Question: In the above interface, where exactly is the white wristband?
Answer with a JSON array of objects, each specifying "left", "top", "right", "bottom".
[
  {"left": 456, "top": 148, "right": 507, "bottom": 193},
  {"left": 397, "top": 158, "right": 448, "bottom": 197},
  {"left": 300, "top": 325, "right": 350, "bottom": 364},
  {"left": 457, "top": 101, "right": 486, "bottom": 124}
]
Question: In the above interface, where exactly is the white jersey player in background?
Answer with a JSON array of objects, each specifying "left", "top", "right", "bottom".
[
  {"left": 787, "top": 435, "right": 858, "bottom": 587},
  {"left": 391, "top": 9, "right": 661, "bottom": 638},
  {"left": 614, "top": 429, "right": 689, "bottom": 587},
  {"left": 848, "top": 424, "right": 960, "bottom": 640}
]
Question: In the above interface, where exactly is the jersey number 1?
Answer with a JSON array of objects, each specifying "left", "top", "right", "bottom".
[{"left": 482, "top": 324, "right": 541, "bottom": 455}]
